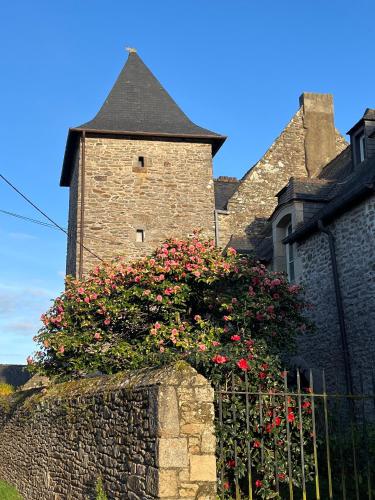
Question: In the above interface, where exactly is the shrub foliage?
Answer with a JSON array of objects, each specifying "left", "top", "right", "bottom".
[{"left": 31, "top": 233, "right": 313, "bottom": 498}]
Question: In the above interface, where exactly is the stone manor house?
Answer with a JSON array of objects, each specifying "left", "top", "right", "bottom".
[{"left": 58, "top": 51, "right": 375, "bottom": 395}]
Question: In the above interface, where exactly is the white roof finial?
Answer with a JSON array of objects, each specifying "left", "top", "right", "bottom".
[{"left": 125, "top": 47, "right": 137, "bottom": 54}]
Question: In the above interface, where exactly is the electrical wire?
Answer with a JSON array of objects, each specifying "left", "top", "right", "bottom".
[
  {"left": 0, "top": 173, "right": 104, "bottom": 262},
  {"left": 0, "top": 208, "right": 63, "bottom": 230}
]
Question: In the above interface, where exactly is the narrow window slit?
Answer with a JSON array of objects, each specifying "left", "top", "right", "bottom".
[
  {"left": 138, "top": 156, "right": 145, "bottom": 168},
  {"left": 136, "top": 229, "right": 145, "bottom": 243}
]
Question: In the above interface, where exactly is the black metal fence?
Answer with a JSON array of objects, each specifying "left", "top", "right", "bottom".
[{"left": 215, "top": 370, "right": 375, "bottom": 499}]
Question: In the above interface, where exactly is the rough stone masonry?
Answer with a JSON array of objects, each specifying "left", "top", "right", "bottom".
[{"left": 0, "top": 363, "right": 216, "bottom": 500}]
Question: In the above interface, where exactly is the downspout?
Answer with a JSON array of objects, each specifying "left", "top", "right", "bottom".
[
  {"left": 78, "top": 131, "right": 86, "bottom": 279},
  {"left": 318, "top": 220, "right": 354, "bottom": 394}
]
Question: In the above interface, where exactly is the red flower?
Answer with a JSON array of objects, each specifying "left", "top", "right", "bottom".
[
  {"left": 231, "top": 334, "right": 241, "bottom": 341},
  {"left": 274, "top": 416, "right": 282, "bottom": 426},
  {"left": 255, "top": 480, "right": 262, "bottom": 488},
  {"left": 253, "top": 440, "right": 261, "bottom": 448},
  {"left": 226, "top": 459, "right": 235, "bottom": 468},
  {"left": 302, "top": 401, "right": 311, "bottom": 409},
  {"left": 258, "top": 372, "right": 267, "bottom": 379},
  {"left": 237, "top": 358, "right": 250, "bottom": 371},
  {"left": 278, "top": 473, "right": 286, "bottom": 481},
  {"left": 223, "top": 481, "right": 230, "bottom": 490},
  {"left": 212, "top": 354, "right": 228, "bottom": 364},
  {"left": 287, "top": 412, "right": 295, "bottom": 422}
]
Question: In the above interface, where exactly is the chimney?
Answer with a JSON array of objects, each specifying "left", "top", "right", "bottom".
[{"left": 299, "top": 93, "right": 337, "bottom": 177}]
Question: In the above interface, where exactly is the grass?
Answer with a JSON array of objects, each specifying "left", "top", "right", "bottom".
[{"left": 0, "top": 480, "right": 22, "bottom": 499}]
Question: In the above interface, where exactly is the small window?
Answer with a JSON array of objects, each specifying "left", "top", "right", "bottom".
[
  {"left": 138, "top": 156, "right": 145, "bottom": 168},
  {"left": 285, "top": 223, "right": 295, "bottom": 282},
  {"left": 359, "top": 134, "right": 366, "bottom": 163},
  {"left": 136, "top": 229, "right": 145, "bottom": 243}
]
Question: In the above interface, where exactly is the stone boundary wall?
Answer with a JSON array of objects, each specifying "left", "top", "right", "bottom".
[{"left": 0, "top": 363, "right": 216, "bottom": 499}]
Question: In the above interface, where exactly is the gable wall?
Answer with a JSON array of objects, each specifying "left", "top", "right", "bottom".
[{"left": 218, "top": 108, "right": 347, "bottom": 249}]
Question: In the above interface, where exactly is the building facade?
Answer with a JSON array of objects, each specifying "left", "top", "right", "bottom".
[
  {"left": 61, "top": 52, "right": 375, "bottom": 394},
  {"left": 60, "top": 51, "right": 225, "bottom": 277}
]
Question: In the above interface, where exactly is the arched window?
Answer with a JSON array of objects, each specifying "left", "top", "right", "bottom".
[
  {"left": 285, "top": 223, "right": 295, "bottom": 282},
  {"left": 273, "top": 212, "right": 296, "bottom": 282}
]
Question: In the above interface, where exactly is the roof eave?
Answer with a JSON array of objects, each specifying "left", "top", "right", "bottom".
[
  {"left": 60, "top": 128, "right": 226, "bottom": 187},
  {"left": 284, "top": 183, "right": 375, "bottom": 244}
]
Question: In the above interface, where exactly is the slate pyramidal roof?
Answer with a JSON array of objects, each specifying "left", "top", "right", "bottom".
[{"left": 60, "top": 52, "right": 226, "bottom": 186}]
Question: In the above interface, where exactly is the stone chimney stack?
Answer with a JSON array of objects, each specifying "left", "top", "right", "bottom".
[{"left": 299, "top": 93, "right": 337, "bottom": 177}]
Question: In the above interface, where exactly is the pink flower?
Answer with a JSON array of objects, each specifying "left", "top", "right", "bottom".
[
  {"left": 77, "top": 287, "right": 85, "bottom": 295},
  {"left": 237, "top": 358, "right": 250, "bottom": 371},
  {"left": 212, "top": 341, "right": 221, "bottom": 346},
  {"left": 194, "top": 315, "right": 202, "bottom": 321},
  {"left": 156, "top": 295, "right": 163, "bottom": 302},
  {"left": 267, "top": 305, "right": 274, "bottom": 314},
  {"left": 171, "top": 328, "right": 178, "bottom": 336},
  {"left": 90, "top": 293, "right": 98, "bottom": 300},
  {"left": 154, "top": 322, "right": 162, "bottom": 330},
  {"left": 271, "top": 278, "right": 281, "bottom": 287},
  {"left": 58, "top": 345, "right": 65, "bottom": 354},
  {"left": 150, "top": 329, "right": 157, "bottom": 335},
  {"left": 94, "top": 332, "right": 101, "bottom": 340},
  {"left": 104, "top": 318, "right": 111, "bottom": 326},
  {"left": 84, "top": 296, "right": 90, "bottom": 303},
  {"left": 231, "top": 335, "right": 241, "bottom": 341},
  {"left": 198, "top": 344, "right": 207, "bottom": 351},
  {"left": 212, "top": 354, "right": 228, "bottom": 364},
  {"left": 227, "top": 247, "right": 237, "bottom": 255},
  {"left": 143, "top": 289, "right": 151, "bottom": 296},
  {"left": 149, "top": 258, "right": 156, "bottom": 266},
  {"left": 223, "top": 315, "right": 231, "bottom": 321},
  {"left": 231, "top": 297, "right": 238, "bottom": 304},
  {"left": 256, "top": 313, "right": 264, "bottom": 321}
]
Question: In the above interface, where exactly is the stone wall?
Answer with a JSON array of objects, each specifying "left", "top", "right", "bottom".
[
  {"left": 0, "top": 363, "right": 216, "bottom": 500},
  {"left": 219, "top": 102, "right": 347, "bottom": 249},
  {"left": 67, "top": 136, "right": 215, "bottom": 276},
  {"left": 296, "top": 195, "right": 375, "bottom": 394}
]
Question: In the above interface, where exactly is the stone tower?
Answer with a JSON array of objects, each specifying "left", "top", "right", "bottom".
[{"left": 60, "top": 51, "right": 226, "bottom": 277}]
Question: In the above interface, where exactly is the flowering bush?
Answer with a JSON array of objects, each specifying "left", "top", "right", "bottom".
[{"left": 31, "top": 233, "right": 313, "bottom": 498}]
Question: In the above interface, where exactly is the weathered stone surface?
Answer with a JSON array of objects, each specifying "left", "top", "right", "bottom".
[
  {"left": 296, "top": 196, "right": 375, "bottom": 396},
  {"left": 158, "top": 438, "right": 188, "bottom": 468},
  {"left": 190, "top": 455, "right": 217, "bottom": 482},
  {"left": 217, "top": 97, "right": 347, "bottom": 249},
  {"left": 67, "top": 137, "right": 215, "bottom": 276},
  {"left": 0, "top": 362, "right": 217, "bottom": 499}
]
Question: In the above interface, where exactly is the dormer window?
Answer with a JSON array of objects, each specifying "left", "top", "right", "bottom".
[
  {"left": 358, "top": 134, "right": 366, "bottom": 163},
  {"left": 285, "top": 223, "right": 295, "bottom": 282}
]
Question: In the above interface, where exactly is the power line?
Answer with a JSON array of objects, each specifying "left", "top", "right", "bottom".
[
  {"left": 0, "top": 208, "right": 64, "bottom": 230},
  {"left": 0, "top": 173, "right": 104, "bottom": 263}
]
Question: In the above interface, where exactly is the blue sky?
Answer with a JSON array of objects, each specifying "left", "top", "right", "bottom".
[{"left": 0, "top": 0, "right": 374, "bottom": 364}]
